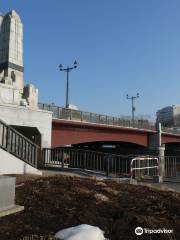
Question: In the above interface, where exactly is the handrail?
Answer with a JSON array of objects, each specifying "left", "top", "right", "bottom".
[
  {"left": 0, "top": 118, "right": 40, "bottom": 148},
  {"left": 0, "top": 119, "right": 40, "bottom": 168},
  {"left": 38, "top": 103, "right": 180, "bottom": 135},
  {"left": 38, "top": 103, "right": 156, "bottom": 131},
  {"left": 43, "top": 147, "right": 163, "bottom": 177},
  {"left": 45, "top": 146, "right": 144, "bottom": 158},
  {"left": 43, "top": 147, "right": 133, "bottom": 176},
  {"left": 162, "top": 126, "right": 180, "bottom": 135}
]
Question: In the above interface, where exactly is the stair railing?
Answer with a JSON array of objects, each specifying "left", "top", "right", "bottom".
[{"left": 0, "top": 119, "right": 41, "bottom": 168}]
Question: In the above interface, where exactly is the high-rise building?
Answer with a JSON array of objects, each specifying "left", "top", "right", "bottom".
[{"left": 156, "top": 105, "right": 180, "bottom": 127}]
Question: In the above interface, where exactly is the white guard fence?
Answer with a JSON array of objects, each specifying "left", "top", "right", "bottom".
[{"left": 130, "top": 157, "right": 159, "bottom": 180}]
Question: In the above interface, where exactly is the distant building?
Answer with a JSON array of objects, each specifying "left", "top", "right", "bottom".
[{"left": 156, "top": 105, "right": 180, "bottom": 127}]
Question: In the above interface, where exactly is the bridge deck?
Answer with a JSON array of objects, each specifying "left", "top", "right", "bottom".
[{"left": 39, "top": 103, "right": 180, "bottom": 136}]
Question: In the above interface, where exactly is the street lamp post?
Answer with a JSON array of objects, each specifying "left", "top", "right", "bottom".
[
  {"left": 59, "top": 60, "right": 78, "bottom": 108},
  {"left": 126, "top": 93, "right": 139, "bottom": 125}
]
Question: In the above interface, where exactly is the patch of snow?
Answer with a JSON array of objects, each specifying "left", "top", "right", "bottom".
[
  {"left": 55, "top": 224, "right": 105, "bottom": 240},
  {"left": 94, "top": 193, "right": 109, "bottom": 202}
]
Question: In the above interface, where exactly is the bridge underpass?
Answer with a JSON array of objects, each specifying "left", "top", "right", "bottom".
[
  {"left": 165, "top": 143, "right": 180, "bottom": 156},
  {"left": 72, "top": 141, "right": 154, "bottom": 156}
]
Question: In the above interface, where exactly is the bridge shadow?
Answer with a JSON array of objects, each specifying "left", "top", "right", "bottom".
[{"left": 71, "top": 141, "right": 155, "bottom": 155}]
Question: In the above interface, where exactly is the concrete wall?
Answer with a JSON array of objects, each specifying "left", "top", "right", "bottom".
[
  {"left": 0, "top": 148, "right": 42, "bottom": 175},
  {"left": 0, "top": 104, "right": 52, "bottom": 148}
]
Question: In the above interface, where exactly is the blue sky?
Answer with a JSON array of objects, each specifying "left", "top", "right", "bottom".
[{"left": 1, "top": 0, "right": 180, "bottom": 120}]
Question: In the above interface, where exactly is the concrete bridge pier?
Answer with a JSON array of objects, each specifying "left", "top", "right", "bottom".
[{"left": 148, "top": 122, "right": 165, "bottom": 183}]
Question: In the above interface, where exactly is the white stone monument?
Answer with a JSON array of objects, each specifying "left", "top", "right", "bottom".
[
  {"left": 0, "top": 10, "right": 38, "bottom": 108},
  {"left": 0, "top": 10, "right": 52, "bottom": 148}
]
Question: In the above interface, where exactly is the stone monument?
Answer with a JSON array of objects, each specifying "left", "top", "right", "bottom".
[
  {"left": 0, "top": 10, "right": 52, "bottom": 149},
  {"left": 0, "top": 10, "right": 38, "bottom": 108}
]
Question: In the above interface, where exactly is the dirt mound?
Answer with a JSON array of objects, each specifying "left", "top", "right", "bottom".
[{"left": 0, "top": 175, "right": 180, "bottom": 240}]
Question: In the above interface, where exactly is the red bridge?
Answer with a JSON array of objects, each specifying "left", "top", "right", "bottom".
[
  {"left": 52, "top": 119, "right": 180, "bottom": 148},
  {"left": 38, "top": 104, "right": 180, "bottom": 153}
]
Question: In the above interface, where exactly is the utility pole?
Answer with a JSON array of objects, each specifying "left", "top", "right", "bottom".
[{"left": 126, "top": 93, "right": 139, "bottom": 125}]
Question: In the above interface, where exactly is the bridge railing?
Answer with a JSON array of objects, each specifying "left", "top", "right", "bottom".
[
  {"left": 0, "top": 119, "right": 41, "bottom": 168},
  {"left": 38, "top": 103, "right": 156, "bottom": 131},
  {"left": 38, "top": 103, "right": 180, "bottom": 135},
  {"left": 161, "top": 126, "right": 180, "bottom": 135}
]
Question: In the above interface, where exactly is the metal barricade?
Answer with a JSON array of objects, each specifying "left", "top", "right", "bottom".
[{"left": 130, "top": 156, "right": 159, "bottom": 180}]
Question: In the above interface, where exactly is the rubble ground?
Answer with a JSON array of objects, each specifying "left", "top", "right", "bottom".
[{"left": 0, "top": 174, "right": 180, "bottom": 240}]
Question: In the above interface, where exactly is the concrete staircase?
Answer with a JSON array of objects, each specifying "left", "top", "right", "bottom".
[{"left": 0, "top": 119, "right": 42, "bottom": 175}]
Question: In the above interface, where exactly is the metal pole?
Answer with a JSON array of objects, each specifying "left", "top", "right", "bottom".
[
  {"left": 59, "top": 61, "right": 78, "bottom": 109},
  {"left": 106, "top": 155, "right": 110, "bottom": 177},
  {"left": 132, "top": 97, "right": 134, "bottom": 124},
  {"left": 126, "top": 93, "right": 139, "bottom": 126},
  {"left": 66, "top": 69, "right": 69, "bottom": 108}
]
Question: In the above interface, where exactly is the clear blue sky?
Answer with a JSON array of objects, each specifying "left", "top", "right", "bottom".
[{"left": 1, "top": 0, "right": 180, "bottom": 120}]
